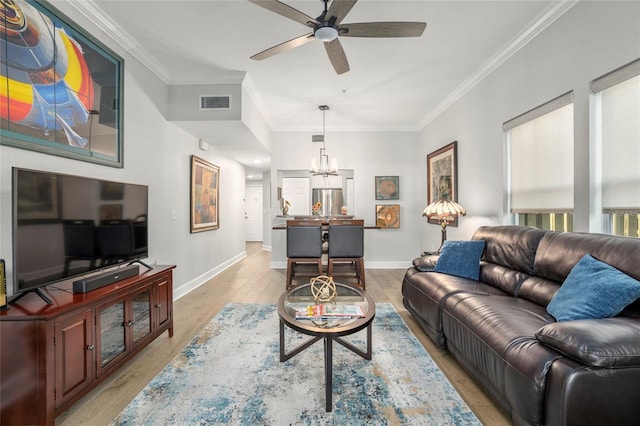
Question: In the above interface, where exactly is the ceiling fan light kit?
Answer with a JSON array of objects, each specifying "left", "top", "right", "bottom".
[
  {"left": 315, "top": 26, "right": 339, "bottom": 42},
  {"left": 249, "top": 0, "right": 426, "bottom": 74}
]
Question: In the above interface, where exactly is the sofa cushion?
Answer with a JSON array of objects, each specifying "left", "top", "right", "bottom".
[
  {"left": 547, "top": 254, "right": 640, "bottom": 321},
  {"left": 412, "top": 254, "right": 438, "bottom": 272},
  {"left": 479, "top": 262, "right": 531, "bottom": 297},
  {"left": 434, "top": 240, "right": 485, "bottom": 280},
  {"left": 442, "top": 294, "right": 560, "bottom": 425},
  {"left": 534, "top": 231, "right": 640, "bottom": 284},
  {"left": 402, "top": 267, "right": 509, "bottom": 348},
  {"left": 516, "top": 276, "right": 561, "bottom": 307},
  {"left": 536, "top": 318, "right": 640, "bottom": 367},
  {"left": 472, "top": 225, "right": 547, "bottom": 275}
]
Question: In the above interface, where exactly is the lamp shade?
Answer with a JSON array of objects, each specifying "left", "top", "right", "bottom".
[{"left": 422, "top": 198, "right": 467, "bottom": 220}]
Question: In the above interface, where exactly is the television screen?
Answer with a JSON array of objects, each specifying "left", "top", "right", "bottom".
[{"left": 12, "top": 168, "right": 149, "bottom": 295}]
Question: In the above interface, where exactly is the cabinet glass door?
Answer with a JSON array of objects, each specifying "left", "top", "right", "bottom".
[
  {"left": 132, "top": 288, "right": 152, "bottom": 344},
  {"left": 99, "top": 301, "right": 126, "bottom": 367}
]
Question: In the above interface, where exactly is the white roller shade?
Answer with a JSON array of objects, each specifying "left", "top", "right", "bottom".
[
  {"left": 600, "top": 74, "right": 640, "bottom": 211},
  {"left": 508, "top": 102, "right": 574, "bottom": 213},
  {"left": 591, "top": 58, "right": 640, "bottom": 94}
]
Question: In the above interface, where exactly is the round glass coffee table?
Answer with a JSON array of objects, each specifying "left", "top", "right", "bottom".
[{"left": 277, "top": 281, "right": 376, "bottom": 412}]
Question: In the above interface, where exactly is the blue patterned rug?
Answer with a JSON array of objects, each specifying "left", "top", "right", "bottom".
[{"left": 111, "top": 303, "right": 480, "bottom": 425}]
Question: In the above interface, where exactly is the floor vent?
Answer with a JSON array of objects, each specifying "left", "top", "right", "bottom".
[{"left": 200, "top": 95, "right": 231, "bottom": 110}]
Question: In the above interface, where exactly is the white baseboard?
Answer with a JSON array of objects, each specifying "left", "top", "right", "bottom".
[{"left": 173, "top": 251, "right": 247, "bottom": 301}]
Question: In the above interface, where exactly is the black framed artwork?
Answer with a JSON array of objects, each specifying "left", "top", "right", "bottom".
[
  {"left": 1, "top": 0, "right": 124, "bottom": 167},
  {"left": 426, "top": 141, "right": 459, "bottom": 227}
]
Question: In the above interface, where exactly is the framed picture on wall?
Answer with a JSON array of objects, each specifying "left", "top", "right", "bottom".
[
  {"left": 376, "top": 204, "right": 400, "bottom": 228},
  {"left": 0, "top": 0, "right": 124, "bottom": 167},
  {"left": 427, "top": 141, "right": 459, "bottom": 227},
  {"left": 191, "top": 155, "right": 220, "bottom": 232},
  {"left": 375, "top": 176, "right": 399, "bottom": 200}
]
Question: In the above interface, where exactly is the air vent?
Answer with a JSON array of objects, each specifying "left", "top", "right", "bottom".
[{"left": 199, "top": 95, "right": 231, "bottom": 110}]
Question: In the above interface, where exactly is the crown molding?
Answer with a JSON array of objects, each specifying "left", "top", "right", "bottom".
[
  {"left": 66, "top": 0, "right": 172, "bottom": 83},
  {"left": 166, "top": 71, "right": 247, "bottom": 86},
  {"left": 418, "top": 0, "right": 579, "bottom": 129}
]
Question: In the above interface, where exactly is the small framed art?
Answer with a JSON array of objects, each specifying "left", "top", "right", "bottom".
[
  {"left": 376, "top": 204, "right": 400, "bottom": 228},
  {"left": 375, "top": 176, "right": 399, "bottom": 200}
]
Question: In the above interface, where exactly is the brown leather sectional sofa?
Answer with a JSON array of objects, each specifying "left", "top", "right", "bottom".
[{"left": 402, "top": 225, "right": 640, "bottom": 426}]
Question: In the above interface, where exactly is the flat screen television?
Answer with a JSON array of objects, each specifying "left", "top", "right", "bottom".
[{"left": 11, "top": 168, "right": 149, "bottom": 303}]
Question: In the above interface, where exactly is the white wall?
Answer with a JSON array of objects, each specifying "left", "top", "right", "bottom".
[
  {"left": 261, "top": 171, "right": 273, "bottom": 250},
  {"left": 418, "top": 1, "right": 640, "bottom": 247},
  {"left": 0, "top": 2, "right": 248, "bottom": 298},
  {"left": 269, "top": 131, "right": 422, "bottom": 268}
]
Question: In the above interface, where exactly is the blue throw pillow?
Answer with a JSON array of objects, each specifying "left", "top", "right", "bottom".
[
  {"left": 434, "top": 240, "right": 485, "bottom": 280},
  {"left": 547, "top": 254, "right": 640, "bottom": 322}
]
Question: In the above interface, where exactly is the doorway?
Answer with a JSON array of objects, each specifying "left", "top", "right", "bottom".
[{"left": 245, "top": 186, "right": 263, "bottom": 241}]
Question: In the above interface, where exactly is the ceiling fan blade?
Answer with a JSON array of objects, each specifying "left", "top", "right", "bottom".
[
  {"left": 326, "top": 0, "right": 358, "bottom": 25},
  {"left": 324, "top": 38, "right": 350, "bottom": 75},
  {"left": 251, "top": 33, "right": 315, "bottom": 61},
  {"left": 340, "top": 22, "right": 427, "bottom": 38},
  {"left": 249, "top": 0, "right": 319, "bottom": 28}
]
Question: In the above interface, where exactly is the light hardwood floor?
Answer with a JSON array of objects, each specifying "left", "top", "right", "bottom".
[{"left": 57, "top": 243, "right": 511, "bottom": 426}]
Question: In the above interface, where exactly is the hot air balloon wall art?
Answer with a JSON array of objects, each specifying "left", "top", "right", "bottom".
[{"left": 1, "top": 0, "right": 124, "bottom": 167}]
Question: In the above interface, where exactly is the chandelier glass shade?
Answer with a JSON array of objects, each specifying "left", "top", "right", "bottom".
[{"left": 310, "top": 105, "right": 338, "bottom": 176}]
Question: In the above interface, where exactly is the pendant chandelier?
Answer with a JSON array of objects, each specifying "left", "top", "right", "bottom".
[{"left": 310, "top": 105, "right": 338, "bottom": 176}]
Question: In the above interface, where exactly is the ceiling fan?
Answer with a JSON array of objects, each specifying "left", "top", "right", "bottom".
[{"left": 249, "top": 0, "right": 427, "bottom": 75}]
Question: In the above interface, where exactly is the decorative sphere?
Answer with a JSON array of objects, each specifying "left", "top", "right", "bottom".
[{"left": 310, "top": 275, "right": 337, "bottom": 303}]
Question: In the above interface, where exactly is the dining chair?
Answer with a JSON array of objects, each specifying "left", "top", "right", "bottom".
[
  {"left": 327, "top": 219, "right": 366, "bottom": 290},
  {"left": 286, "top": 219, "right": 324, "bottom": 290}
]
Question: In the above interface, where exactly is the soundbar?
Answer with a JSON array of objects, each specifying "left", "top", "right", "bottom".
[{"left": 73, "top": 265, "right": 140, "bottom": 293}]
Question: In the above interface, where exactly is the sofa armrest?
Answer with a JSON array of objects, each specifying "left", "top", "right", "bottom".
[
  {"left": 536, "top": 317, "right": 640, "bottom": 367},
  {"left": 412, "top": 254, "right": 439, "bottom": 272}
]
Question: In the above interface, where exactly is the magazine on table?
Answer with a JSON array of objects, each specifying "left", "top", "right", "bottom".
[{"left": 294, "top": 303, "right": 365, "bottom": 320}]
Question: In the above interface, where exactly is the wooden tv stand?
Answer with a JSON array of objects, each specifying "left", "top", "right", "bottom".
[{"left": 0, "top": 265, "right": 175, "bottom": 426}]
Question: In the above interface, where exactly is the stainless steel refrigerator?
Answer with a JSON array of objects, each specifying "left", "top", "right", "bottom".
[{"left": 312, "top": 188, "right": 343, "bottom": 216}]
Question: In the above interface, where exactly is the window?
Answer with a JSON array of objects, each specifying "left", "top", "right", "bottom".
[
  {"left": 610, "top": 212, "right": 640, "bottom": 238},
  {"left": 504, "top": 92, "right": 574, "bottom": 232},
  {"left": 592, "top": 59, "right": 640, "bottom": 237},
  {"left": 518, "top": 212, "right": 574, "bottom": 232}
]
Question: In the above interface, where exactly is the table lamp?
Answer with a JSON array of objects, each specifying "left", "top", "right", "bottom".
[{"left": 422, "top": 198, "right": 467, "bottom": 252}]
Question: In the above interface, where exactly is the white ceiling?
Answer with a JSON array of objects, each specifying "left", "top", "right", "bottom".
[{"left": 70, "top": 0, "right": 576, "bottom": 176}]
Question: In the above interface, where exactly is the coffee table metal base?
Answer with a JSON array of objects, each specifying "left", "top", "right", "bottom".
[{"left": 279, "top": 319, "right": 372, "bottom": 412}]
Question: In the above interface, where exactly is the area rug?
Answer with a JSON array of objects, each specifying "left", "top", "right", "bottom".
[{"left": 111, "top": 303, "right": 480, "bottom": 425}]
